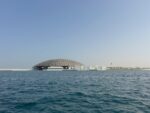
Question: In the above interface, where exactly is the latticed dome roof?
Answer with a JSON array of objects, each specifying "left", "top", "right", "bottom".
[{"left": 34, "top": 59, "right": 83, "bottom": 67}]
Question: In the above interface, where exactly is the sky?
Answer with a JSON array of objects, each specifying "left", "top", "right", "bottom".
[{"left": 0, "top": 0, "right": 150, "bottom": 68}]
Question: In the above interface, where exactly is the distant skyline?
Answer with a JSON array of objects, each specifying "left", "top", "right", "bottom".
[{"left": 0, "top": 0, "right": 150, "bottom": 68}]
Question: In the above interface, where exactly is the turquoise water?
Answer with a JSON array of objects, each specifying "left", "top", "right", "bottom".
[{"left": 0, "top": 70, "right": 150, "bottom": 113}]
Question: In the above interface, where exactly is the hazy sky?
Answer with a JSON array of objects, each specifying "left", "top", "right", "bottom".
[{"left": 0, "top": 0, "right": 150, "bottom": 68}]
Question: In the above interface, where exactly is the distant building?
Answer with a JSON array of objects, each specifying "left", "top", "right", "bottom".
[
  {"left": 33, "top": 59, "right": 83, "bottom": 71},
  {"left": 88, "top": 65, "right": 107, "bottom": 71}
]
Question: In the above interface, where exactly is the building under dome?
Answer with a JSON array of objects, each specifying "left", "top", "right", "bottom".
[{"left": 33, "top": 59, "right": 83, "bottom": 71}]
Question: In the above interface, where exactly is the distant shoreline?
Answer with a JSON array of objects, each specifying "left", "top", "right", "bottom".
[{"left": 0, "top": 69, "right": 32, "bottom": 71}]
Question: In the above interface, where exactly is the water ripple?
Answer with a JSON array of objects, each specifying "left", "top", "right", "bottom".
[{"left": 0, "top": 71, "right": 150, "bottom": 113}]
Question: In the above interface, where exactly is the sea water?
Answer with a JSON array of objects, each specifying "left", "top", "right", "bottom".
[{"left": 0, "top": 70, "right": 150, "bottom": 113}]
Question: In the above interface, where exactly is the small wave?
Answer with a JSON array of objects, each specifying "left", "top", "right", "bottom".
[
  {"left": 68, "top": 92, "right": 89, "bottom": 98},
  {"left": 15, "top": 102, "right": 37, "bottom": 109}
]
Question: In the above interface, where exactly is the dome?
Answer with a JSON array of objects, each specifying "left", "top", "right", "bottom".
[{"left": 33, "top": 59, "right": 83, "bottom": 70}]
